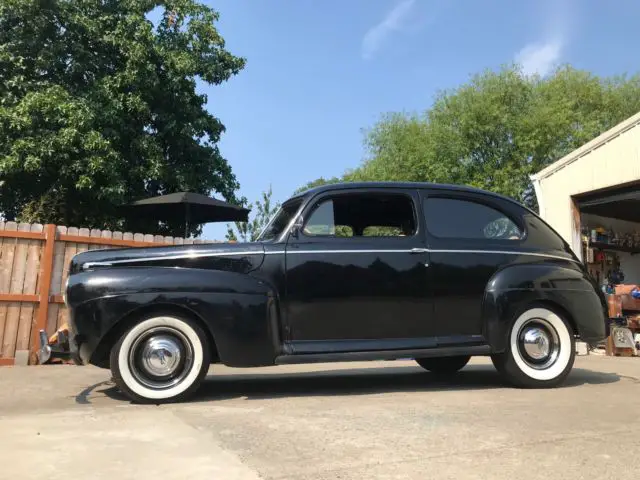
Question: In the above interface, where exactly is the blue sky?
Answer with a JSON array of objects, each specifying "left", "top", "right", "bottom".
[{"left": 198, "top": 0, "right": 640, "bottom": 240}]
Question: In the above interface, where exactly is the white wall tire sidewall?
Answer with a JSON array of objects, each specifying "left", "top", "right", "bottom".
[
  {"left": 117, "top": 316, "right": 204, "bottom": 401},
  {"left": 510, "top": 308, "right": 572, "bottom": 382}
]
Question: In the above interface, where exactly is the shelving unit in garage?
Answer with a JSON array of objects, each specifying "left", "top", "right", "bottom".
[{"left": 578, "top": 184, "right": 640, "bottom": 357}]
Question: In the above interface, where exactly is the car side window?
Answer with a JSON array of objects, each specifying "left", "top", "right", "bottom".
[
  {"left": 303, "top": 199, "right": 354, "bottom": 237},
  {"left": 303, "top": 193, "right": 416, "bottom": 238},
  {"left": 424, "top": 197, "right": 523, "bottom": 240}
]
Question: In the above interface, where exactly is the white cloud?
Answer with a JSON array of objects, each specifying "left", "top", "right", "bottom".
[
  {"left": 361, "top": 0, "right": 416, "bottom": 60},
  {"left": 514, "top": 0, "right": 576, "bottom": 77},
  {"left": 515, "top": 38, "right": 563, "bottom": 77}
]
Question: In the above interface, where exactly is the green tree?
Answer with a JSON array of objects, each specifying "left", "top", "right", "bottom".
[
  {"left": 226, "top": 186, "right": 280, "bottom": 242},
  {"left": 311, "top": 65, "right": 640, "bottom": 210},
  {"left": 0, "top": 0, "right": 245, "bottom": 236}
]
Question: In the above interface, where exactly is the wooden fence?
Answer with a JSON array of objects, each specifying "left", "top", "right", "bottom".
[{"left": 0, "top": 222, "right": 218, "bottom": 366}]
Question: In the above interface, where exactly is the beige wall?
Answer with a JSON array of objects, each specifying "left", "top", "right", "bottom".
[{"left": 532, "top": 114, "right": 640, "bottom": 259}]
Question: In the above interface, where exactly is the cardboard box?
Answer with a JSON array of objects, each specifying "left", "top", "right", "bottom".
[
  {"left": 621, "top": 295, "right": 640, "bottom": 312},
  {"left": 615, "top": 285, "right": 640, "bottom": 312}
]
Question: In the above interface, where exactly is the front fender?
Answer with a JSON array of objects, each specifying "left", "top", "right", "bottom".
[
  {"left": 67, "top": 266, "right": 273, "bottom": 305},
  {"left": 483, "top": 263, "right": 608, "bottom": 351},
  {"left": 67, "top": 267, "right": 282, "bottom": 367}
]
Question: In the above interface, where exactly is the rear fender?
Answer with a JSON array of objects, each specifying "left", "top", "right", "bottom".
[{"left": 483, "top": 262, "right": 608, "bottom": 352}]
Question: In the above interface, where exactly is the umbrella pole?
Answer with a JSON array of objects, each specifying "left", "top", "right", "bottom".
[{"left": 184, "top": 204, "right": 190, "bottom": 239}]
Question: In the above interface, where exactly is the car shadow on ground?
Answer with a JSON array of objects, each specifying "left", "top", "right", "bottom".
[{"left": 92, "top": 363, "right": 623, "bottom": 405}]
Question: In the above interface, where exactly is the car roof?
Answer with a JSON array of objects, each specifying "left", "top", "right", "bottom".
[{"left": 290, "top": 181, "right": 526, "bottom": 210}]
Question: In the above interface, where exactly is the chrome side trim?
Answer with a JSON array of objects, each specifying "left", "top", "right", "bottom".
[
  {"left": 428, "top": 249, "right": 577, "bottom": 263},
  {"left": 282, "top": 249, "right": 417, "bottom": 254},
  {"left": 81, "top": 247, "right": 578, "bottom": 269},
  {"left": 281, "top": 249, "right": 577, "bottom": 263},
  {"left": 82, "top": 250, "right": 265, "bottom": 269}
]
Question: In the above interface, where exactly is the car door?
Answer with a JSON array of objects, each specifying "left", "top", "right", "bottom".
[
  {"left": 284, "top": 187, "right": 434, "bottom": 353},
  {"left": 420, "top": 189, "right": 526, "bottom": 343}
]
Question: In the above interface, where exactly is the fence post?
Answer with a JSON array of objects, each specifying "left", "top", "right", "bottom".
[{"left": 30, "top": 224, "right": 57, "bottom": 364}]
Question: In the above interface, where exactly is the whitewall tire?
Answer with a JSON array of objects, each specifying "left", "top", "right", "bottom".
[
  {"left": 492, "top": 307, "right": 575, "bottom": 388},
  {"left": 110, "top": 313, "right": 210, "bottom": 404}
]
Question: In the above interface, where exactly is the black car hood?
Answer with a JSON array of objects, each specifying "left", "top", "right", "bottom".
[{"left": 69, "top": 242, "right": 266, "bottom": 275}]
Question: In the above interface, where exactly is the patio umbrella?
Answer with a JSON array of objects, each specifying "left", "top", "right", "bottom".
[{"left": 120, "top": 192, "right": 250, "bottom": 237}]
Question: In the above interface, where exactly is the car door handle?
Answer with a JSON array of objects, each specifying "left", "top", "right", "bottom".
[{"left": 410, "top": 248, "right": 429, "bottom": 254}]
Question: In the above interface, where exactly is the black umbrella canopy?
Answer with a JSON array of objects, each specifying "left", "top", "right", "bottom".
[{"left": 121, "top": 192, "right": 250, "bottom": 237}]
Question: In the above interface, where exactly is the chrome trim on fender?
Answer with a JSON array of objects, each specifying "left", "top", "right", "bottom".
[{"left": 82, "top": 250, "right": 265, "bottom": 270}]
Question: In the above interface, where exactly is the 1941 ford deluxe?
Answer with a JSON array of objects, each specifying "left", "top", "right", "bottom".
[{"left": 58, "top": 182, "right": 609, "bottom": 403}]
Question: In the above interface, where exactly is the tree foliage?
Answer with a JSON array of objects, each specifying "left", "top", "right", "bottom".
[
  {"left": 0, "top": 0, "right": 245, "bottom": 236},
  {"left": 293, "top": 176, "right": 343, "bottom": 195},
  {"left": 298, "top": 65, "right": 640, "bottom": 209},
  {"left": 226, "top": 186, "right": 280, "bottom": 242}
]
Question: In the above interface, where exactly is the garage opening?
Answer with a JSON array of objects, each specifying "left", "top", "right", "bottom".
[{"left": 573, "top": 181, "right": 640, "bottom": 354}]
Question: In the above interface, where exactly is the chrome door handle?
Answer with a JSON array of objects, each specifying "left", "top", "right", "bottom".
[{"left": 410, "top": 248, "right": 429, "bottom": 254}]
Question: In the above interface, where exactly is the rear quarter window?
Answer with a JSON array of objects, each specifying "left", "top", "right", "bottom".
[{"left": 424, "top": 197, "right": 524, "bottom": 241}]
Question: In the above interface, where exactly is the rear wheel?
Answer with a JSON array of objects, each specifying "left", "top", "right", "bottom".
[
  {"left": 492, "top": 306, "right": 575, "bottom": 388},
  {"left": 110, "top": 313, "right": 210, "bottom": 404},
  {"left": 415, "top": 355, "right": 471, "bottom": 376}
]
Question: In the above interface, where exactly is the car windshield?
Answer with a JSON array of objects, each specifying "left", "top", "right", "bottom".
[{"left": 256, "top": 198, "right": 303, "bottom": 241}]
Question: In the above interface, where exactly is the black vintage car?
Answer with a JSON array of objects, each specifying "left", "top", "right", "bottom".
[{"left": 58, "top": 182, "right": 609, "bottom": 403}]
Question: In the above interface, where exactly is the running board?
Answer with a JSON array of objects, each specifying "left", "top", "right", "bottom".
[{"left": 275, "top": 345, "right": 491, "bottom": 365}]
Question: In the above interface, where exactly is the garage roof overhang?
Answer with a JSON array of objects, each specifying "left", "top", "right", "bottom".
[
  {"left": 529, "top": 111, "right": 640, "bottom": 221},
  {"left": 530, "top": 110, "right": 640, "bottom": 184}
]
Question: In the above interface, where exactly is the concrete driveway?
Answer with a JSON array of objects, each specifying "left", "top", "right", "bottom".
[{"left": 1, "top": 356, "right": 639, "bottom": 480}]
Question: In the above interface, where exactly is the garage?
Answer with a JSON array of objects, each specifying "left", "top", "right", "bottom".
[{"left": 531, "top": 111, "right": 640, "bottom": 356}]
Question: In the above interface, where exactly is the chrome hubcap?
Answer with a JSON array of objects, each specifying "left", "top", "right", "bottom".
[
  {"left": 129, "top": 326, "right": 194, "bottom": 390},
  {"left": 140, "top": 335, "right": 182, "bottom": 377},
  {"left": 522, "top": 328, "right": 550, "bottom": 360},
  {"left": 517, "top": 318, "right": 560, "bottom": 370}
]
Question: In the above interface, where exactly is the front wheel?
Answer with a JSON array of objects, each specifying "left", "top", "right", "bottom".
[
  {"left": 415, "top": 355, "right": 471, "bottom": 375},
  {"left": 110, "top": 313, "right": 211, "bottom": 404},
  {"left": 492, "top": 306, "right": 575, "bottom": 388}
]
